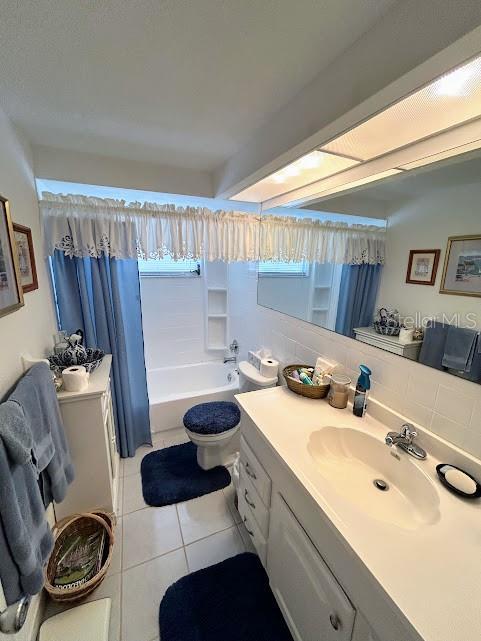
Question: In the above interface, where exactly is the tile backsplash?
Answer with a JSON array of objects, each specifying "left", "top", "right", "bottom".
[{"left": 254, "top": 305, "right": 481, "bottom": 459}]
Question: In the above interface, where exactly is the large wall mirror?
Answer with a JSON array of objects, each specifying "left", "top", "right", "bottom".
[{"left": 258, "top": 152, "right": 481, "bottom": 385}]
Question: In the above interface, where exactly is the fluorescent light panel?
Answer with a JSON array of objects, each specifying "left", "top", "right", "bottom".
[
  {"left": 231, "top": 54, "right": 481, "bottom": 205},
  {"left": 285, "top": 169, "right": 403, "bottom": 208},
  {"left": 322, "top": 56, "right": 481, "bottom": 161},
  {"left": 231, "top": 151, "right": 359, "bottom": 202}
]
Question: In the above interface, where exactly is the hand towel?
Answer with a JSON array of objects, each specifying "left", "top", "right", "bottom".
[
  {"left": 418, "top": 322, "right": 450, "bottom": 370},
  {"left": 0, "top": 401, "right": 33, "bottom": 466},
  {"left": 10, "top": 363, "right": 74, "bottom": 503},
  {"left": 9, "top": 364, "right": 55, "bottom": 473},
  {"left": 442, "top": 326, "right": 478, "bottom": 372},
  {"left": 0, "top": 437, "right": 54, "bottom": 605}
]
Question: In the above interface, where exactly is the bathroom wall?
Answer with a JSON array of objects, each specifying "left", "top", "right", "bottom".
[
  {"left": 0, "top": 110, "right": 57, "bottom": 641},
  {"left": 140, "top": 275, "right": 216, "bottom": 370},
  {"left": 254, "top": 303, "right": 481, "bottom": 459},
  {"left": 141, "top": 259, "right": 260, "bottom": 370},
  {"left": 378, "top": 182, "right": 481, "bottom": 328}
]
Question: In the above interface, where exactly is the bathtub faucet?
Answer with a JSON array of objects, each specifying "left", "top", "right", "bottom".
[{"left": 224, "top": 356, "right": 237, "bottom": 364}]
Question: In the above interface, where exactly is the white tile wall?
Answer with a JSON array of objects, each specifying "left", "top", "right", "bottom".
[
  {"left": 140, "top": 276, "right": 217, "bottom": 369},
  {"left": 254, "top": 304, "right": 481, "bottom": 459}
]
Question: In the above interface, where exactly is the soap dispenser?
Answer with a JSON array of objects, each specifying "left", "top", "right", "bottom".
[{"left": 353, "top": 365, "right": 371, "bottom": 417}]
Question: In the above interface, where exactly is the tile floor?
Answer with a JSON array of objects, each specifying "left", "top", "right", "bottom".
[{"left": 44, "top": 428, "right": 255, "bottom": 641}]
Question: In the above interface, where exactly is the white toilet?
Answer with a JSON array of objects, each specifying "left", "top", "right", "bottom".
[
  {"left": 184, "top": 363, "right": 278, "bottom": 470},
  {"left": 238, "top": 360, "right": 278, "bottom": 393},
  {"left": 184, "top": 401, "right": 242, "bottom": 470}
]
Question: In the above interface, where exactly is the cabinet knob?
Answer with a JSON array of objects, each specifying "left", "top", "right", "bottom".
[{"left": 329, "top": 613, "right": 341, "bottom": 631}]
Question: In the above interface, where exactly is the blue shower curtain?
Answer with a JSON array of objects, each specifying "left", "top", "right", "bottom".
[
  {"left": 51, "top": 251, "right": 152, "bottom": 457},
  {"left": 335, "top": 263, "right": 383, "bottom": 338}
]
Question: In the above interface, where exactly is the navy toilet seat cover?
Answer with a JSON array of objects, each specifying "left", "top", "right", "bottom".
[{"left": 183, "top": 401, "right": 241, "bottom": 435}]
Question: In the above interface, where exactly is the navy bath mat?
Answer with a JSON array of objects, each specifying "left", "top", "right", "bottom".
[
  {"left": 159, "top": 552, "right": 294, "bottom": 641},
  {"left": 141, "top": 442, "right": 231, "bottom": 507}
]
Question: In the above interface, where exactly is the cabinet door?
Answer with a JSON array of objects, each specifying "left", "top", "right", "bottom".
[{"left": 268, "top": 493, "right": 355, "bottom": 641}]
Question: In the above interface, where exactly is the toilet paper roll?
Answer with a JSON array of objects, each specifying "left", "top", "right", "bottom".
[
  {"left": 399, "top": 328, "right": 414, "bottom": 344},
  {"left": 62, "top": 365, "right": 89, "bottom": 392},
  {"left": 260, "top": 358, "right": 279, "bottom": 379}
]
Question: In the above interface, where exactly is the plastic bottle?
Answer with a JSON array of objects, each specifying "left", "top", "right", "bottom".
[{"left": 353, "top": 365, "right": 372, "bottom": 417}]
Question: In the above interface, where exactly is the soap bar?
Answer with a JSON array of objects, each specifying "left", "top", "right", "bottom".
[
  {"left": 445, "top": 468, "right": 477, "bottom": 494},
  {"left": 436, "top": 463, "right": 481, "bottom": 499}
]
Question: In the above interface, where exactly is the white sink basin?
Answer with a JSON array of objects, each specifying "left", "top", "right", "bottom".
[{"left": 308, "top": 426, "right": 440, "bottom": 530}]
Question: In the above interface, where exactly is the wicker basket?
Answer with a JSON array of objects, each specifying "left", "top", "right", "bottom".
[
  {"left": 283, "top": 364, "right": 330, "bottom": 399},
  {"left": 45, "top": 511, "right": 115, "bottom": 603}
]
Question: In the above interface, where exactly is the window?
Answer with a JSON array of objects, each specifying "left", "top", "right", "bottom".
[
  {"left": 258, "top": 260, "right": 309, "bottom": 277},
  {"left": 138, "top": 256, "right": 201, "bottom": 277}
]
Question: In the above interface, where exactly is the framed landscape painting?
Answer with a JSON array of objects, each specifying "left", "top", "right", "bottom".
[
  {"left": 13, "top": 223, "right": 38, "bottom": 293},
  {"left": 0, "top": 196, "right": 24, "bottom": 316},
  {"left": 440, "top": 235, "right": 481, "bottom": 297}
]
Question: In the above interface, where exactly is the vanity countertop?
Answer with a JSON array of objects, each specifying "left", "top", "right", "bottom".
[{"left": 236, "top": 385, "right": 481, "bottom": 641}]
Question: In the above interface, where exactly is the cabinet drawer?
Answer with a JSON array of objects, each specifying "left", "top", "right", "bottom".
[
  {"left": 239, "top": 463, "right": 269, "bottom": 538},
  {"left": 238, "top": 488, "right": 267, "bottom": 566},
  {"left": 239, "top": 436, "right": 271, "bottom": 507}
]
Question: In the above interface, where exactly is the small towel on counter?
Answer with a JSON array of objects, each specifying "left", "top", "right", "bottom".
[
  {"left": 418, "top": 322, "right": 450, "bottom": 370},
  {"left": 442, "top": 327, "right": 478, "bottom": 372},
  {"left": 10, "top": 363, "right": 74, "bottom": 503}
]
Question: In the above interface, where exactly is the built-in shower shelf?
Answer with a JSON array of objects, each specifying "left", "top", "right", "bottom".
[
  {"left": 312, "top": 307, "right": 328, "bottom": 312},
  {"left": 205, "top": 277, "right": 228, "bottom": 352}
]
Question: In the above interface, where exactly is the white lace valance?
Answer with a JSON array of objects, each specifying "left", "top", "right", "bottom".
[
  {"left": 40, "top": 193, "right": 385, "bottom": 264},
  {"left": 260, "top": 215, "right": 385, "bottom": 265}
]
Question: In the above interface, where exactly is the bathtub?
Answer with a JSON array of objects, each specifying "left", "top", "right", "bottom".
[{"left": 148, "top": 361, "right": 239, "bottom": 432}]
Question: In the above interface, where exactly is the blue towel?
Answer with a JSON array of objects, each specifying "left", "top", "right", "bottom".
[
  {"left": 9, "top": 364, "right": 56, "bottom": 473},
  {"left": 0, "top": 437, "right": 54, "bottom": 605},
  {"left": 442, "top": 327, "right": 478, "bottom": 372},
  {"left": 0, "top": 364, "right": 74, "bottom": 604},
  {"left": 0, "top": 401, "right": 33, "bottom": 467},
  {"left": 11, "top": 363, "right": 74, "bottom": 503},
  {"left": 418, "top": 322, "right": 450, "bottom": 370}
]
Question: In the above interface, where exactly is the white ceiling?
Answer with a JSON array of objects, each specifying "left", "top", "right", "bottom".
[{"left": 0, "top": 0, "right": 396, "bottom": 172}]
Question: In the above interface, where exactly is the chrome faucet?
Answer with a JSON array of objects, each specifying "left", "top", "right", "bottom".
[
  {"left": 385, "top": 423, "right": 427, "bottom": 460},
  {"left": 224, "top": 339, "right": 239, "bottom": 364}
]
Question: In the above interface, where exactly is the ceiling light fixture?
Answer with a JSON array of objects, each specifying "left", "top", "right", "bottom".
[{"left": 433, "top": 59, "right": 479, "bottom": 96}]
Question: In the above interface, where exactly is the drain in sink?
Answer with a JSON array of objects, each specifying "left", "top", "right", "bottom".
[{"left": 373, "top": 479, "right": 389, "bottom": 491}]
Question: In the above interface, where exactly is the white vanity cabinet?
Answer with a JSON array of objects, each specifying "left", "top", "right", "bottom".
[
  {"left": 268, "top": 492, "right": 356, "bottom": 641},
  {"left": 237, "top": 435, "right": 272, "bottom": 565},
  {"left": 55, "top": 356, "right": 120, "bottom": 520}
]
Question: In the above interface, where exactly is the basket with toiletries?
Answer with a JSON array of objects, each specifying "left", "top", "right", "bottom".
[{"left": 283, "top": 363, "right": 331, "bottom": 399}]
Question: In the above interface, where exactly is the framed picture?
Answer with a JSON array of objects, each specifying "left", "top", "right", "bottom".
[
  {"left": 406, "top": 249, "right": 440, "bottom": 286},
  {"left": 440, "top": 235, "right": 481, "bottom": 297},
  {"left": 0, "top": 195, "right": 24, "bottom": 317},
  {"left": 13, "top": 223, "right": 38, "bottom": 293}
]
